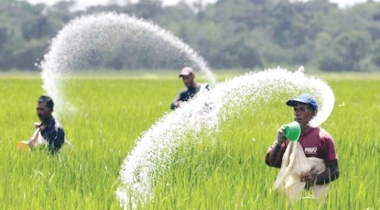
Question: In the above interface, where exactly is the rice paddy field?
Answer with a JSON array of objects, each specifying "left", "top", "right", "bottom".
[{"left": 0, "top": 71, "right": 379, "bottom": 209}]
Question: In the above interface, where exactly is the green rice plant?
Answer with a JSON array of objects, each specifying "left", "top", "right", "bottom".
[{"left": 0, "top": 73, "right": 378, "bottom": 209}]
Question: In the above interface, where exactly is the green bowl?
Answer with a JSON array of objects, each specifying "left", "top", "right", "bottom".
[{"left": 284, "top": 121, "right": 301, "bottom": 142}]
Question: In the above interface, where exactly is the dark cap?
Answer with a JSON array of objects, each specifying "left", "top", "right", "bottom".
[
  {"left": 286, "top": 93, "right": 318, "bottom": 111},
  {"left": 179, "top": 67, "right": 194, "bottom": 77}
]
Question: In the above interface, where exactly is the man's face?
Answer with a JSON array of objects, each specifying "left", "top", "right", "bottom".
[
  {"left": 36, "top": 102, "right": 52, "bottom": 122},
  {"left": 181, "top": 74, "right": 194, "bottom": 88},
  {"left": 292, "top": 103, "right": 316, "bottom": 126}
]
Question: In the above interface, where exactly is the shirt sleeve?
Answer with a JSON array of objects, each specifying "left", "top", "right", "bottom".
[
  {"left": 49, "top": 127, "right": 65, "bottom": 152},
  {"left": 323, "top": 136, "right": 338, "bottom": 162},
  {"left": 170, "top": 92, "right": 182, "bottom": 110},
  {"left": 170, "top": 89, "right": 186, "bottom": 110},
  {"left": 265, "top": 140, "right": 288, "bottom": 168}
]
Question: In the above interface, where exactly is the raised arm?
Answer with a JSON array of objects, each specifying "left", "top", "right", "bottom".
[{"left": 265, "top": 125, "right": 287, "bottom": 167}]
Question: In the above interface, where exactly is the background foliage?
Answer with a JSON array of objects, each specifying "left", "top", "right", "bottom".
[{"left": 0, "top": 0, "right": 379, "bottom": 72}]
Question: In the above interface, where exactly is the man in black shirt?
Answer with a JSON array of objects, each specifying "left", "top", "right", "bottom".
[
  {"left": 29, "top": 95, "right": 65, "bottom": 153},
  {"left": 170, "top": 67, "right": 209, "bottom": 110}
]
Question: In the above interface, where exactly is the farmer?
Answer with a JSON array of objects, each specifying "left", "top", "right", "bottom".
[
  {"left": 28, "top": 95, "right": 65, "bottom": 153},
  {"left": 265, "top": 93, "right": 339, "bottom": 189},
  {"left": 170, "top": 67, "right": 209, "bottom": 110}
]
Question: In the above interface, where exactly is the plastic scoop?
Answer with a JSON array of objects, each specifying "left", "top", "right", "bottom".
[
  {"left": 17, "top": 141, "right": 30, "bottom": 151},
  {"left": 284, "top": 121, "right": 301, "bottom": 142}
]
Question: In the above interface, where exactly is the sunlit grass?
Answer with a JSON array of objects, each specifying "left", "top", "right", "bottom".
[{"left": 0, "top": 72, "right": 379, "bottom": 209}]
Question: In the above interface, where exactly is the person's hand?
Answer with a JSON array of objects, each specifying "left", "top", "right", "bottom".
[
  {"left": 34, "top": 122, "right": 40, "bottom": 129},
  {"left": 28, "top": 140, "right": 35, "bottom": 148},
  {"left": 175, "top": 101, "right": 183, "bottom": 108},
  {"left": 301, "top": 173, "right": 317, "bottom": 188},
  {"left": 276, "top": 125, "right": 287, "bottom": 145}
]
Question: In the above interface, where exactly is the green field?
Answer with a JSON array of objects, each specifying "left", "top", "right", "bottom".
[{"left": 0, "top": 72, "right": 379, "bottom": 209}]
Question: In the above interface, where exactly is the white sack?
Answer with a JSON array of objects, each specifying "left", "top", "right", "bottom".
[{"left": 273, "top": 142, "right": 329, "bottom": 202}]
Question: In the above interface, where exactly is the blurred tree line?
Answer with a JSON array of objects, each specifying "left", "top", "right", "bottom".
[{"left": 0, "top": 0, "right": 379, "bottom": 72}]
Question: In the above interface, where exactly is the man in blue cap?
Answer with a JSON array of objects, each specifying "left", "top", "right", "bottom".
[{"left": 265, "top": 93, "right": 339, "bottom": 189}]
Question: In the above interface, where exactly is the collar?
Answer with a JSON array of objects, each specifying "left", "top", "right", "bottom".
[
  {"left": 40, "top": 117, "right": 55, "bottom": 130},
  {"left": 300, "top": 126, "right": 317, "bottom": 136}
]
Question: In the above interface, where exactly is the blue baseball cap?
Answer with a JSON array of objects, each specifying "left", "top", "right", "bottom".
[{"left": 286, "top": 93, "right": 318, "bottom": 111}]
